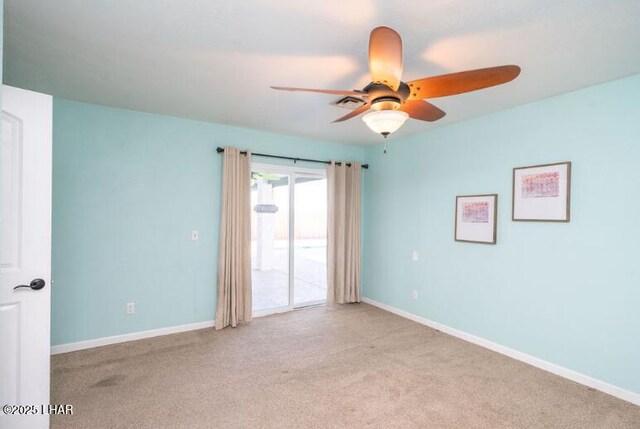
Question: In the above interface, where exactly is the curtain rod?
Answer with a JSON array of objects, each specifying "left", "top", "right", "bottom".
[{"left": 216, "top": 147, "right": 369, "bottom": 169}]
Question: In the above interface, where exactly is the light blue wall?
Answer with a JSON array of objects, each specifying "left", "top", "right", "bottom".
[
  {"left": 363, "top": 73, "right": 640, "bottom": 395},
  {"left": 52, "top": 98, "right": 364, "bottom": 345}
]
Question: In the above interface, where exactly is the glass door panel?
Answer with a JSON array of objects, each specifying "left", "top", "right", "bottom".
[
  {"left": 251, "top": 171, "right": 290, "bottom": 313},
  {"left": 293, "top": 175, "right": 327, "bottom": 307}
]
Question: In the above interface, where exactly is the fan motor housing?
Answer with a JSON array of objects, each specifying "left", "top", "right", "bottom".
[
  {"left": 371, "top": 96, "right": 401, "bottom": 111},
  {"left": 363, "top": 82, "right": 410, "bottom": 109}
]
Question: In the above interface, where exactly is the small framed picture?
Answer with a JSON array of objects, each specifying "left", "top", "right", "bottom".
[
  {"left": 454, "top": 194, "right": 498, "bottom": 244},
  {"left": 512, "top": 162, "right": 571, "bottom": 222}
]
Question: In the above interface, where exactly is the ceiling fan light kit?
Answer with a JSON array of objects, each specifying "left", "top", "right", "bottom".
[
  {"left": 272, "top": 26, "right": 520, "bottom": 140},
  {"left": 362, "top": 110, "right": 409, "bottom": 138}
]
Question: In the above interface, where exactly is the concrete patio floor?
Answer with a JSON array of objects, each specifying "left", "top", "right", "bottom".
[{"left": 252, "top": 239, "right": 326, "bottom": 312}]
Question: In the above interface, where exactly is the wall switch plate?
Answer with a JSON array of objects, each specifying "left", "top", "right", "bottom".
[
  {"left": 412, "top": 250, "right": 419, "bottom": 262},
  {"left": 192, "top": 230, "right": 199, "bottom": 241},
  {"left": 411, "top": 290, "right": 418, "bottom": 300},
  {"left": 126, "top": 302, "right": 135, "bottom": 315}
]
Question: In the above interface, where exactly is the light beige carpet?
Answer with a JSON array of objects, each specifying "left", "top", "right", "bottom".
[{"left": 51, "top": 303, "right": 640, "bottom": 428}]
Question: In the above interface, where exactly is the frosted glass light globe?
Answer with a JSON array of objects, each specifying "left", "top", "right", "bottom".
[{"left": 362, "top": 110, "right": 409, "bottom": 137}]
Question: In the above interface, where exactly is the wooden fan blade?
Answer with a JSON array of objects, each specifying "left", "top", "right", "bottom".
[
  {"left": 407, "top": 65, "right": 521, "bottom": 99},
  {"left": 271, "top": 86, "right": 365, "bottom": 96},
  {"left": 332, "top": 103, "right": 370, "bottom": 123},
  {"left": 369, "top": 27, "right": 403, "bottom": 91},
  {"left": 400, "top": 100, "right": 446, "bottom": 122}
]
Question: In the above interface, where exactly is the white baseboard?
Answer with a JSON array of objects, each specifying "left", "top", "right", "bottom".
[
  {"left": 51, "top": 320, "right": 215, "bottom": 355},
  {"left": 361, "top": 297, "right": 640, "bottom": 406}
]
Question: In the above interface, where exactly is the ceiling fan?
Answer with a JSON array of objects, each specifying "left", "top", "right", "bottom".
[{"left": 272, "top": 26, "right": 521, "bottom": 138}]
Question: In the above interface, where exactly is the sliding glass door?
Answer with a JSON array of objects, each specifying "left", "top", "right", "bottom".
[{"left": 251, "top": 164, "right": 327, "bottom": 316}]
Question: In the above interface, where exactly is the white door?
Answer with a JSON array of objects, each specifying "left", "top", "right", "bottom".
[{"left": 0, "top": 85, "right": 52, "bottom": 429}]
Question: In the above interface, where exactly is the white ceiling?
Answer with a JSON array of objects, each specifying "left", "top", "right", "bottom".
[{"left": 4, "top": 0, "right": 640, "bottom": 145}]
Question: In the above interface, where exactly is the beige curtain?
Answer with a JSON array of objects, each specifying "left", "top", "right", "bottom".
[
  {"left": 326, "top": 161, "right": 362, "bottom": 304},
  {"left": 215, "top": 147, "right": 252, "bottom": 329}
]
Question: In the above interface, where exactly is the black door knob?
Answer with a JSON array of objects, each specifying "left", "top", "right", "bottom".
[{"left": 13, "top": 278, "right": 46, "bottom": 291}]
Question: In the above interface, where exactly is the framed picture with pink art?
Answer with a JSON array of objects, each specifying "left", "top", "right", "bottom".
[
  {"left": 512, "top": 161, "right": 571, "bottom": 222},
  {"left": 454, "top": 194, "right": 498, "bottom": 244}
]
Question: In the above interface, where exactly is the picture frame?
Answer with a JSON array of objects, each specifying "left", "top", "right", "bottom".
[
  {"left": 512, "top": 161, "right": 571, "bottom": 222},
  {"left": 454, "top": 194, "right": 498, "bottom": 244}
]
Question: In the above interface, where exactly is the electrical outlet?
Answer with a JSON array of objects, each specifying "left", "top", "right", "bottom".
[
  {"left": 412, "top": 250, "right": 419, "bottom": 262},
  {"left": 192, "top": 230, "right": 199, "bottom": 241},
  {"left": 411, "top": 290, "right": 418, "bottom": 300},
  {"left": 126, "top": 302, "right": 135, "bottom": 315}
]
